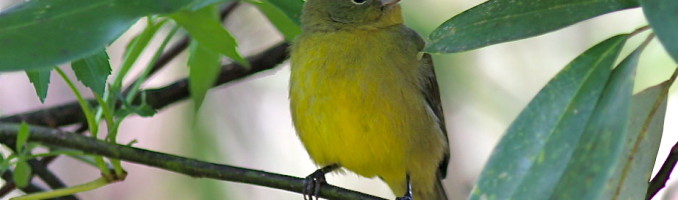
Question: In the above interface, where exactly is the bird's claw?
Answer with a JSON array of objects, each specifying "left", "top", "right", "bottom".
[
  {"left": 395, "top": 174, "right": 413, "bottom": 200},
  {"left": 303, "top": 169, "right": 328, "bottom": 200}
]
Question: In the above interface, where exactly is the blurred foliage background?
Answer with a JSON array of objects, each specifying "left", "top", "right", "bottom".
[{"left": 0, "top": 0, "right": 675, "bottom": 199}]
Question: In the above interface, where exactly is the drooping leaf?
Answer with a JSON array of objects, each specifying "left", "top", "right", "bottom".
[
  {"left": 13, "top": 159, "right": 31, "bottom": 188},
  {"left": 550, "top": 38, "right": 643, "bottom": 200},
  {"left": 71, "top": 49, "right": 111, "bottom": 95},
  {"left": 613, "top": 81, "right": 668, "bottom": 200},
  {"left": 0, "top": 0, "right": 192, "bottom": 71},
  {"left": 25, "top": 67, "right": 52, "bottom": 103},
  {"left": 470, "top": 35, "right": 628, "bottom": 200},
  {"left": 641, "top": 0, "right": 678, "bottom": 63},
  {"left": 266, "top": 0, "right": 303, "bottom": 25},
  {"left": 249, "top": 0, "right": 301, "bottom": 41},
  {"left": 188, "top": 41, "right": 222, "bottom": 111},
  {"left": 171, "top": 5, "right": 249, "bottom": 66},
  {"left": 426, "top": 0, "right": 638, "bottom": 53}
]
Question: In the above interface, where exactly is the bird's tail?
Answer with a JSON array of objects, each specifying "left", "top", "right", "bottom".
[
  {"left": 415, "top": 173, "right": 448, "bottom": 200},
  {"left": 433, "top": 174, "right": 448, "bottom": 200}
]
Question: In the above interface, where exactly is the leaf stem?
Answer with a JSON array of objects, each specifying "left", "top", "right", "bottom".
[
  {"left": 11, "top": 177, "right": 112, "bottom": 200},
  {"left": 55, "top": 68, "right": 110, "bottom": 177}
]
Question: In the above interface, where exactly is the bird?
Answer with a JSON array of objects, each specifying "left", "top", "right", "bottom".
[{"left": 289, "top": 0, "right": 449, "bottom": 199}]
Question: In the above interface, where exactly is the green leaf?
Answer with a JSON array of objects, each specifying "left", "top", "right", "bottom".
[
  {"left": 188, "top": 41, "right": 222, "bottom": 111},
  {"left": 550, "top": 38, "right": 643, "bottom": 200},
  {"left": 266, "top": 0, "right": 303, "bottom": 25},
  {"left": 0, "top": 153, "right": 8, "bottom": 175},
  {"left": 641, "top": 0, "right": 678, "bottom": 63},
  {"left": 25, "top": 67, "right": 52, "bottom": 103},
  {"left": 13, "top": 159, "right": 31, "bottom": 188},
  {"left": 71, "top": 49, "right": 111, "bottom": 95},
  {"left": 171, "top": 5, "right": 249, "bottom": 67},
  {"left": 187, "top": 0, "right": 231, "bottom": 11},
  {"left": 249, "top": 0, "right": 301, "bottom": 41},
  {"left": 613, "top": 82, "right": 668, "bottom": 199},
  {"left": 470, "top": 35, "right": 628, "bottom": 200},
  {"left": 0, "top": 0, "right": 192, "bottom": 71},
  {"left": 16, "top": 122, "right": 30, "bottom": 154},
  {"left": 426, "top": 0, "right": 638, "bottom": 53}
]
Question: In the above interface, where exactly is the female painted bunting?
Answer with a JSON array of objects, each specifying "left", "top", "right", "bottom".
[{"left": 289, "top": 0, "right": 449, "bottom": 199}]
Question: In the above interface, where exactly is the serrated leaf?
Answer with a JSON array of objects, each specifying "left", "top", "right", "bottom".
[
  {"left": 188, "top": 41, "right": 221, "bottom": 111},
  {"left": 613, "top": 82, "right": 668, "bottom": 200},
  {"left": 171, "top": 5, "right": 249, "bottom": 67},
  {"left": 16, "top": 122, "right": 30, "bottom": 154},
  {"left": 426, "top": 0, "right": 638, "bottom": 53},
  {"left": 25, "top": 67, "right": 52, "bottom": 103},
  {"left": 470, "top": 35, "right": 628, "bottom": 200},
  {"left": 0, "top": 0, "right": 192, "bottom": 71},
  {"left": 249, "top": 0, "right": 301, "bottom": 41},
  {"left": 266, "top": 0, "right": 303, "bottom": 25},
  {"left": 13, "top": 159, "right": 31, "bottom": 188},
  {"left": 550, "top": 38, "right": 643, "bottom": 200},
  {"left": 71, "top": 49, "right": 111, "bottom": 95},
  {"left": 641, "top": 0, "right": 678, "bottom": 63}
]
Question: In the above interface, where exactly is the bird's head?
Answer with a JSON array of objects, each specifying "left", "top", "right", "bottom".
[{"left": 301, "top": 0, "right": 403, "bottom": 31}]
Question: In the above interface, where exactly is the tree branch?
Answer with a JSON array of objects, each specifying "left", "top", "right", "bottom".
[
  {"left": 647, "top": 141, "right": 678, "bottom": 199},
  {"left": 0, "top": 42, "right": 289, "bottom": 127},
  {"left": 0, "top": 123, "right": 386, "bottom": 200}
]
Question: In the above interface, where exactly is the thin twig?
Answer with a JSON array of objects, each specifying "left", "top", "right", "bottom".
[
  {"left": 0, "top": 43, "right": 289, "bottom": 127},
  {"left": 0, "top": 124, "right": 386, "bottom": 200}
]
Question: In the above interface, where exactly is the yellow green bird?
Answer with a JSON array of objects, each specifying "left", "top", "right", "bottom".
[{"left": 289, "top": 0, "right": 449, "bottom": 199}]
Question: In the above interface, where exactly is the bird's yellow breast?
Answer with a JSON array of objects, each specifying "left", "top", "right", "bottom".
[{"left": 289, "top": 27, "right": 441, "bottom": 181}]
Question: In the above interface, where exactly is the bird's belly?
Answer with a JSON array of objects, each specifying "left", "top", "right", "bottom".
[{"left": 291, "top": 69, "right": 424, "bottom": 178}]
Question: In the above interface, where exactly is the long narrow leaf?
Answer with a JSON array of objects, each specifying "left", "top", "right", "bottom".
[
  {"left": 426, "top": 0, "right": 638, "bottom": 53},
  {"left": 641, "top": 0, "right": 678, "bottom": 63},
  {"left": 266, "top": 0, "right": 303, "bottom": 25},
  {"left": 551, "top": 38, "right": 643, "bottom": 200},
  {"left": 470, "top": 35, "right": 628, "bottom": 200},
  {"left": 0, "top": 0, "right": 192, "bottom": 71},
  {"left": 249, "top": 0, "right": 301, "bottom": 41},
  {"left": 171, "top": 5, "right": 248, "bottom": 66},
  {"left": 614, "top": 81, "right": 668, "bottom": 199},
  {"left": 188, "top": 41, "right": 221, "bottom": 111}
]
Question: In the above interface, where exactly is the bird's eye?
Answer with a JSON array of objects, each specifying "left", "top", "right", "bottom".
[{"left": 351, "top": 0, "right": 367, "bottom": 5}]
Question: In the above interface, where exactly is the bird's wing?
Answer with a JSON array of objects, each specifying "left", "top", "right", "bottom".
[
  {"left": 419, "top": 53, "right": 450, "bottom": 178},
  {"left": 402, "top": 26, "right": 450, "bottom": 178}
]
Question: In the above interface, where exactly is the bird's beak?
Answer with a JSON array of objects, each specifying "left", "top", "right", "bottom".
[{"left": 380, "top": 0, "right": 400, "bottom": 7}]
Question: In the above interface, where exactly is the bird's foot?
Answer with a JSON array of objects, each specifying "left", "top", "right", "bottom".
[
  {"left": 395, "top": 174, "right": 414, "bottom": 200},
  {"left": 395, "top": 190, "right": 413, "bottom": 200},
  {"left": 303, "top": 164, "right": 339, "bottom": 200}
]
